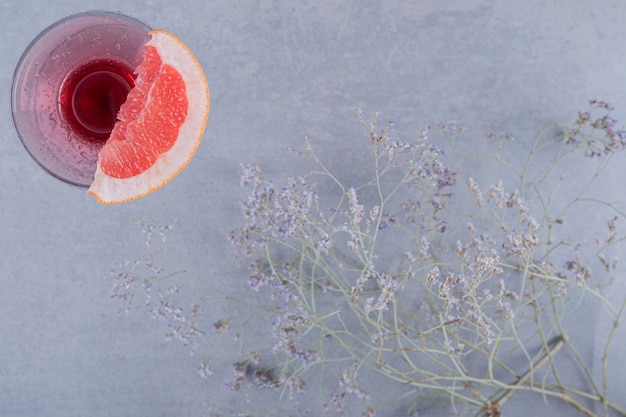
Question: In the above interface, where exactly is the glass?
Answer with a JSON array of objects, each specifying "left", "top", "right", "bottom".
[{"left": 10, "top": 11, "right": 152, "bottom": 188}]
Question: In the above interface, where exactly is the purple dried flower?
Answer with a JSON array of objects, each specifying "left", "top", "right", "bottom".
[
  {"left": 197, "top": 360, "right": 214, "bottom": 379},
  {"left": 347, "top": 187, "right": 364, "bottom": 227},
  {"left": 340, "top": 364, "right": 370, "bottom": 400}
]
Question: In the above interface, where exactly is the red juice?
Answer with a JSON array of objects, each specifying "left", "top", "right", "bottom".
[{"left": 60, "top": 60, "right": 136, "bottom": 141}]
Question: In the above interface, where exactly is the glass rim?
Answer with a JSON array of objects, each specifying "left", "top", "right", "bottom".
[{"left": 12, "top": 10, "right": 151, "bottom": 87}]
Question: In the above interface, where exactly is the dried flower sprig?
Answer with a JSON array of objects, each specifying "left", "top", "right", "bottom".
[
  {"left": 226, "top": 103, "right": 626, "bottom": 416},
  {"left": 112, "top": 101, "right": 626, "bottom": 417}
]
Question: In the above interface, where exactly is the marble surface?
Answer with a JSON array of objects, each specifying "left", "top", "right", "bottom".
[{"left": 2, "top": 1, "right": 626, "bottom": 416}]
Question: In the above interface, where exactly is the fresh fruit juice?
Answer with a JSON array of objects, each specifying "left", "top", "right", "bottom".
[
  {"left": 11, "top": 11, "right": 151, "bottom": 187},
  {"left": 59, "top": 59, "right": 136, "bottom": 141}
]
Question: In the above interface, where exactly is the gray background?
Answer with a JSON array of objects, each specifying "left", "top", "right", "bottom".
[{"left": 2, "top": 1, "right": 626, "bottom": 416}]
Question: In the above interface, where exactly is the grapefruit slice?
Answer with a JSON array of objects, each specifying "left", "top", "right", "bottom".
[{"left": 88, "top": 29, "right": 210, "bottom": 204}]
